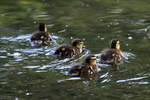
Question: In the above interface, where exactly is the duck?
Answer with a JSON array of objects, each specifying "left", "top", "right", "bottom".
[
  {"left": 31, "top": 23, "right": 52, "bottom": 46},
  {"left": 69, "top": 55, "right": 98, "bottom": 77},
  {"left": 55, "top": 39, "right": 85, "bottom": 59},
  {"left": 100, "top": 39, "right": 124, "bottom": 67}
]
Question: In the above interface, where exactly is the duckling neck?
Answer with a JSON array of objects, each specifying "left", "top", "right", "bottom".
[
  {"left": 116, "top": 47, "right": 121, "bottom": 51},
  {"left": 111, "top": 44, "right": 120, "bottom": 50},
  {"left": 111, "top": 47, "right": 120, "bottom": 50},
  {"left": 39, "top": 30, "right": 47, "bottom": 33},
  {"left": 78, "top": 48, "right": 83, "bottom": 53},
  {"left": 73, "top": 47, "right": 83, "bottom": 54},
  {"left": 89, "top": 63, "right": 96, "bottom": 66},
  {"left": 86, "top": 64, "right": 97, "bottom": 73}
]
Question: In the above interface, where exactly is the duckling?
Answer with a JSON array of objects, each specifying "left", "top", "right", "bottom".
[
  {"left": 69, "top": 55, "right": 98, "bottom": 77},
  {"left": 31, "top": 23, "right": 52, "bottom": 45},
  {"left": 55, "top": 39, "right": 85, "bottom": 59},
  {"left": 100, "top": 39, "right": 124, "bottom": 66}
]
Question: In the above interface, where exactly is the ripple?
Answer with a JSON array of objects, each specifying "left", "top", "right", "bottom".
[
  {"left": 116, "top": 76, "right": 148, "bottom": 83},
  {"left": 0, "top": 68, "right": 7, "bottom": 72},
  {"left": 109, "top": 8, "right": 123, "bottom": 14},
  {"left": 130, "top": 28, "right": 148, "bottom": 34},
  {"left": 8, "top": 52, "right": 21, "bottom": 57},
  {"left": 147, "top": 34, "right": 150, "bottom": 39},
  {"left": 129, "top": 81, "right": 149, "bottom": 85},
  {"left": 128, "top": 36, "right": 133, "bottom": 40},
  {"left": 0, "top": 56, "right": 7, "bottom": 58},
  {"left": 0, "top": 50, "right": 7, "bottom": 53},
  {"left": 55, "top": 65, "right": 72, "bottom": 70},
  {"left": 16, "top": 48, "right": 46, "bottom": 54},
  {"left": 100, "top": 72, "right": 109, "bottom": 78},
  {"left": 57, "top": 77, "right": 81, "bottom": 83},
  {"left": 122, "top": 52, "right": 136, "bottom": 60},
  {"left": 0, "top": 34, "right": 31, "bottom": 41},
  {"left": 23, "top": 65, "right": 40, "bottom": 69},
  {"left": 101, "top": 79, "right": 111, "bottom": 83},
  {"left": 39, "top": 65, "right": 53, "bottom": 69},
  {"left": 0, "top": 34, "right": 61, "bottom": 46},
  {"left": 12, "top": 34, "right": 31, "bottom": 41}
]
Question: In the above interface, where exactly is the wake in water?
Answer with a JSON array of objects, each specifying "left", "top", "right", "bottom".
[
  {"left": 0, "top": 33, "right": 137, "bottom": 86},
  {"left": 0, "top": 33, "right": 91, "bottom": 74},
  {"left": 95, "top": 51, "right": 136, "bottom": 68}
]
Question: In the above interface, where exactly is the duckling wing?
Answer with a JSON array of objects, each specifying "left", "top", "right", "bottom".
[
  {"left": 55, "top": 45, "right": 74, "bottom": 59},
  {"left": 80, "top": 64, "right": 98, "bottom": 75},
  {"left": 46, "top": 32, "right": 52, "bottom": 41},
  {"left": 101, "top": 49, "right": 118, "bottom": 64},
  {"left": 31, "top": 31, "right": 51, "bottom": 41},
  {"left": 69, "top": 64, "right": 82, "bottom": 77},
  {"left": 31, "top": 32, "right": 42, "bottom": 41}
]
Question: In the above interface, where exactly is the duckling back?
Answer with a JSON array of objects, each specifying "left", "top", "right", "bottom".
[
  {"left": 80, "top": 64, "right": 98, "bottom": 75},
  {"left": 31, "top": 31, "right": 51, "bottom": 41},
  {"left": 69, "top": 64, "right": 82, "bottom": 77},
  {"left": 55, "top": 45, "right": 75, "bottom": 59},
  {"left": 69, "top": 63, "right": 98, "bottom": 77},
  {"left": 101, "top": 49, "right": 123, "bottom": 65},
  {"left": 31, "top": 31, "right": 52, "bottom": 46}
]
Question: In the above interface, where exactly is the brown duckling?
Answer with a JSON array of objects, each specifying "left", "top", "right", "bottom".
[
  {"left": 31, "top": 23, "right": 52, "bottom": 45},
  {"left": 69, "top": 55, "right": 98, "bottom": 77},
  {"left": 100, "top": 39, "right": 124, "bottom": 66},
  {"left": 55, "top": 39, "right": 85, "bottom": 59}
]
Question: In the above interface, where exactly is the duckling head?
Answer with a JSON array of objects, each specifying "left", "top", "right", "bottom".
[
  {"left": 111, "top": 39, "right": 120, "bottom": 50},
  {"left": 72, "top": 39, "right": 85, "bottom": 52},
  {"left": 39, "top": 23, "right": 47, "bottom": 32},
  {"left": 85, "top": 55, "right": 97, "bottom": 65}
]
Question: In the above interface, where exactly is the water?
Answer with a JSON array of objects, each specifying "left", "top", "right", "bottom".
[{"left": 0, "top": 0, "right": 150, "bottom": 100}]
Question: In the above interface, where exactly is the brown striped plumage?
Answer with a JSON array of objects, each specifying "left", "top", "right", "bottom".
[
  {"left": 100, "top": 39, "right": 124, "bottom": 66},
  {"left": 31, "top": 23, "right": 52, "bottom": 45},
  {"left": 69, "top": 55, "right": 98, "bottom": 77},
  {"left": 55, "top": 39, "right": 85, "bottom": 59}
]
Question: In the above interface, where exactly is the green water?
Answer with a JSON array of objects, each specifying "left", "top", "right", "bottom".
[{"left": 0, "top": 0, "right": 150, "bottom": 100}]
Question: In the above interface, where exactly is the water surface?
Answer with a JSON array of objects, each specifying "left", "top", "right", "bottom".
[{"left": 0, "top": 0, "right": 150, "bottom": 100}]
